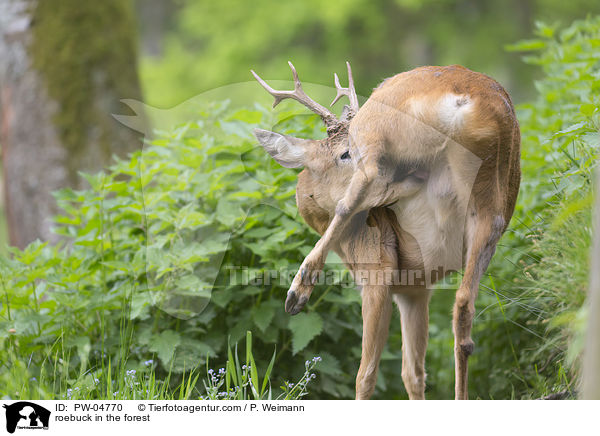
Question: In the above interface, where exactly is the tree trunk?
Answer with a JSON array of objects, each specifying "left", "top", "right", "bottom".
[
  {"left": 582, "top": 168, "right": 600, "bottom": 399},
  {"left": 136, "top": 0, "right": 174, "bottom": 58},
  {"left": 0, "top": 0, "right": 143, "bottom": 248}
]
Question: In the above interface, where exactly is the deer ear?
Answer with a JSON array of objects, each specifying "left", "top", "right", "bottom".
[{"left": 253, "top": 129, "right": 308, "bottom": 168}]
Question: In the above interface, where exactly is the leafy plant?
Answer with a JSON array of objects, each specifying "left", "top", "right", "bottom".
[
  {"left": 469, "top": 16, "right": 600, "bottom": 398},
  {"left": 0, "top": 100, "right": 357, "bottom": 399}
]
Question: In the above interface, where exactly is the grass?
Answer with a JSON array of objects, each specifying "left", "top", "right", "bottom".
[{"left": 1, "top": 329, "right": 319, "bottom": 401}]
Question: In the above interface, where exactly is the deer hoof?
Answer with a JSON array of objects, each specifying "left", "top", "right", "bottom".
[{"left": 285, "top": 290, "right": 309, "bottom": 315}]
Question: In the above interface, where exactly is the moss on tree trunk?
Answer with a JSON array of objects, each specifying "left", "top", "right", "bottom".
[
  {"left": 0, "top": 0, "right": 144, "bottom": 247},
  {"left": 29, "top": 0, "right": 143, "bottom": 186}
]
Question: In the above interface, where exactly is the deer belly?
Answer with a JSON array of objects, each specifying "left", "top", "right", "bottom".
[{"left": 389, "top": 166, "right": 466, "bottom": 284}]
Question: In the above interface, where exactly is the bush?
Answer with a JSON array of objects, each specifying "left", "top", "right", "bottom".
[
  {"left": 0, "top": 101, "right": 364, "bottom": 399},
  {"left": 464, "top": 16, "right": 600, "bottom": 398}
]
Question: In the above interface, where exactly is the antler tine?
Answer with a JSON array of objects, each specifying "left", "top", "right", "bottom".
[
  {"left": 330, "top": 61, "right": 360, "bottom": 114},
  {"left": 251, "top": 61, "right": 338, "bottom": 127},
  {"left": 346, "top": 62, "right": 360, "bottom": 112}
]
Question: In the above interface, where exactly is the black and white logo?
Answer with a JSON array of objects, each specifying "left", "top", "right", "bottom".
[{"left": 2, "top": 402, "right": 50, "bottom": 433}]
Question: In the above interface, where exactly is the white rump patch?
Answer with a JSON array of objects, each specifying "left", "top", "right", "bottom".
[{"left": 437, "top": 94, "right": 472, "bottom": 132}]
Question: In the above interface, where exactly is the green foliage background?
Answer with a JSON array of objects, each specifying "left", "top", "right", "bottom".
[
  {"left": 139, "top": 0, "right": 600, "bottom": 107},
  {"left": 1, "top": 3, "right": 600, "bottom": 400}
]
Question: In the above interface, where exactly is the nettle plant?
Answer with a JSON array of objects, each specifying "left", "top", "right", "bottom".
[
  {"left": 0, "top": 101, "right": 369, "bottom": 399},
  {"left": 462, "top": 16, "right": 600, "bottom": 399}
]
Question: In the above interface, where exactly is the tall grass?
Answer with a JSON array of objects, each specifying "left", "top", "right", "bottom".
[{"left": 2, "top": 328, "right": 317, "bottom": 400}]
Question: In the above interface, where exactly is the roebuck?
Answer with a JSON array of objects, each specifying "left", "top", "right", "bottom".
[{"left": 252, "top": 62, "right": 520, "bottom": 399}]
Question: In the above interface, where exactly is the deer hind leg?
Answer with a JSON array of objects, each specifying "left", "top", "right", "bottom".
[
  {"left": 356, "top": 285, "right": 393, "bottom": 399},
  {"left": 453, "top": 212, "right": 505, "bottom": 400},
  {"left": 394, "top": 289, "right": 431, "bottom": 400},
  {"left": 349, "top": 208, "right": 402, "bottom": 399}
]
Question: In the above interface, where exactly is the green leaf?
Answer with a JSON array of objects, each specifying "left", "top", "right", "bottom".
[
  {"left": 171, "top": 339, "right": 215, "bottom": 372},
  {"left": 580, "top": 103, "right": 597, "bottom": 117},
  {"left": 261, "top": 348, "right": 277, "bottom": 396},
  {"left": 504, "top": 39, "right": 545, "bottom": 52},
  {"left": 246, "top": 331, "right": 260, "bottom": 399},
  {"left": 130, "top": 292, "right": 152, "bottom": 320},
  {"left": 534, "top": 20, "right": 557, "bottom": 38},
  {"left": 175, "top": 274, "right": 203, "bottom": 291},
  {"left": 288, "top": 312, "right": 323, "bottom": 354},
  {"left": 149, "top": 330, "right": 181, "bottom": 364},
  {"left": 581, "top": 132, "right": 600, "bottom": 149},
  {"left": 251, "top": 302, "right": 276, "bottom": 332},
  {"left": 101, "top": 261, "right": 132, "bottom": 272},
  {"left": 211, "top": 288, "right": 234, "bottom": 308},
  {"left": 315, "top": 351, "right": 342, "bottom": 377},
  {"left": 66, "top": 336, "right": 91, "bottom": 370},
  {"left": 226, "top": 108, "right": 262, "bottom": 124},
  {"left": 551, "top": 121, "right": 586, "bottom": 139}
]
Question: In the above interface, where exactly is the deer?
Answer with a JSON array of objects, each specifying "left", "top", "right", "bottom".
[{"left": 251, "top": 61, "right": 520, "bottom": 400}]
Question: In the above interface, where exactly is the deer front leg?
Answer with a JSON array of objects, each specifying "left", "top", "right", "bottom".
[
  {"left": 286, "top": 156, "right": 423, "bottom": 314},
  {"left": 286, "top": 164, "right": 380, "bottom": 314},
  {"left": 453, "top": 213, "right": 505, "bottom": 399},
  {"left": 356, "top": 285, "right": 393, "bottom": 399}
]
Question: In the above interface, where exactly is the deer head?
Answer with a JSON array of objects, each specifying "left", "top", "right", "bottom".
[{"left": 252, "top": 62, "right": 361, "bottom": 212}]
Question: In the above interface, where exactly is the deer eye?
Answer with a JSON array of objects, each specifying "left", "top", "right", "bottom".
[{"left": 340, "top": 151, "right": 351, "bottom": 160}]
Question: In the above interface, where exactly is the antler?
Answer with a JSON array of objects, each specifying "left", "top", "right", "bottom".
[
  {"left": 251, "top": 61, "right": 339, "bottom": 128},
  {"left": 330, "top": 61, "right": 360, "bottom": 114}
]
